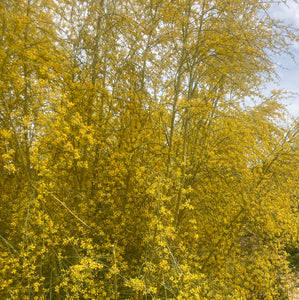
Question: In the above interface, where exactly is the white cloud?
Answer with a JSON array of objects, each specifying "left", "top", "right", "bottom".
[
  {"left": 269, "top": 1, "right": 299, "bottom": 27},
  {"left": 267, "top": 0, "right": 299, "bottom": 116}
]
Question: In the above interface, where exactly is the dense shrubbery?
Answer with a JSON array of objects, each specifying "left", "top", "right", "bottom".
[{"left": 0, "top": 0, "right": 298, "bottom": 298}]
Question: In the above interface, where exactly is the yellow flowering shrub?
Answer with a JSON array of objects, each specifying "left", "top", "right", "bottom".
[{"left": 0, "top": 0, "right": 298, "bottom": 299}]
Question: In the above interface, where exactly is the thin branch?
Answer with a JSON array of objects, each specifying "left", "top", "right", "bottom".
[{"left": 31, "top": 184, "right": 91, "bottom": 228}]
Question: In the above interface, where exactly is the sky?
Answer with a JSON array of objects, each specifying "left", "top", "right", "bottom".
[{"left": 268, "top": 0, "right": 299, "bottom": 117}]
